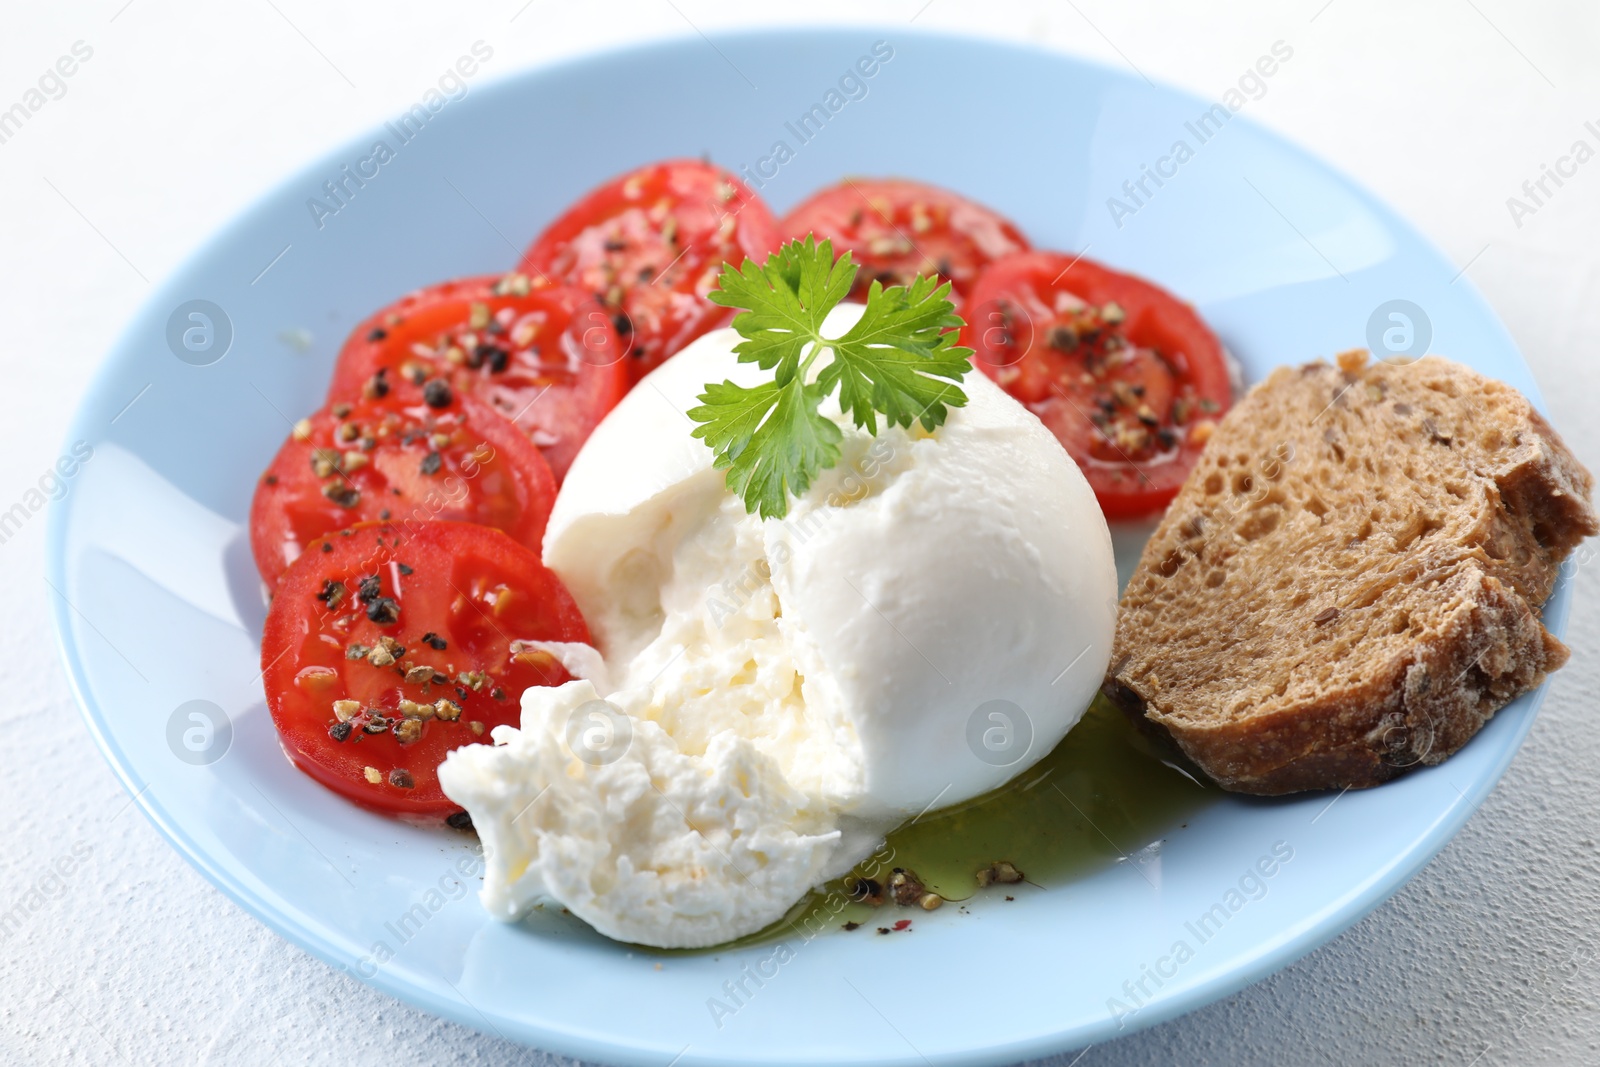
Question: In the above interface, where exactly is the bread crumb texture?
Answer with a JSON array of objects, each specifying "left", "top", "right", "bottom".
[{"left": 1107, "top": 351, "right": 1598, "bottom": 794}]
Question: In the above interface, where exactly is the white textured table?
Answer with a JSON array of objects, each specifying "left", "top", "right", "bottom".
[{"left": 6, "top": 2, "right": 1597, "bottom": 1064}]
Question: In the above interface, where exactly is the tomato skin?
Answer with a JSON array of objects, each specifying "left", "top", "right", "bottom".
[
  {"left": 249, "top": 392, "right": 556, "bottom": 590},
  {"left": 327, "top": 277, "right": 627, "bottom": 481},
  {"left": 779, "top": 178, "right": 1030, "bottom": 300},
  {"left": 518, "top": 159, "right": 781, "bottom": 383},
  {"left": 261, "top": 521, "right": 591, "bottom": 816},
  {"left": 960, "top": 251, "right": 1232, "bottom": 519}
]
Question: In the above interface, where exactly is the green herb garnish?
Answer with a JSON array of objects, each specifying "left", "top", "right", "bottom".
[{"left": 689, "top": 237, "right": 972, "bottom": 519}]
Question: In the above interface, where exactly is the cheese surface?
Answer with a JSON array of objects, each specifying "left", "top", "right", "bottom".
[{"left": 439, "top": 304, "right": 1118, "bottom": 947}]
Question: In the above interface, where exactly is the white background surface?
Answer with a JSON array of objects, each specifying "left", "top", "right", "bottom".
[{"left": 5, "top": 1, "right": 1599, "bottom": 1064}]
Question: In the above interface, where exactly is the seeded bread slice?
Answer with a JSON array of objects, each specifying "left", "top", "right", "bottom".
[{"left": 1105, "top": 350, "right": 1596, "bottom": 795}]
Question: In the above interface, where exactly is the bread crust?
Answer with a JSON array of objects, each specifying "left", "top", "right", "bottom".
[{"left": 1106, "top": 352, "right": 1596, "bottom": 795}]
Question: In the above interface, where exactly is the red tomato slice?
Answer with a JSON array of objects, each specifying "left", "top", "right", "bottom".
[
  {"left": 961, "top": 251, "right": 1232, "bottom": 519},
  {"left": 779, "top": 178, "right": 1030, "bottom": 300},
  {"left": 518, "top": 159, "right": 781, "bottom": 383},
  {"left": 326, "top": 276, "right": 627, "bottom": 481},
  {"left": 261, "top": 520, "right": 591, "bottom": 816},
  {"left": 249, "top": 391, "right": 556, "bottom": 589}
]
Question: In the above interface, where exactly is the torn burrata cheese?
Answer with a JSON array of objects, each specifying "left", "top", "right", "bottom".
[{"left": 438, "top": 303, "right": 1118, "bottom": 948}]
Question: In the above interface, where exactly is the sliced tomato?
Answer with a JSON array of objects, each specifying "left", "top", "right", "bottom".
[
  {"left": 249, "top": 391, "right": 556, "bottom": 589},
  {"left": 326, "top": 276, "right": 627, "bottom": 481},
  {"left": 779, "top": 178, "right": 1030, "bottom": 300},
  {"left": 261, "top": 520, "right": 590, "bottom": 815},
  {"left": 961, "top": 251, "right": 1232, "bottom": 519},
  {"left": 518, "top": 159, "right": 781, "bottom": 383}
]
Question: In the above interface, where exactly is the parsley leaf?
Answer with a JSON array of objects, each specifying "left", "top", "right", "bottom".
[
  {"left": 689, "top": 237, "right": 972, "bottom": 519},
  {"left": 705, "top": 238, "right": 857, "bottom": 383},
  {"left": 689, "top": 377, "right": 841, "bottom": 521},
  {"left": 817, "top": 273, "right": 972, "bottom": 436}
]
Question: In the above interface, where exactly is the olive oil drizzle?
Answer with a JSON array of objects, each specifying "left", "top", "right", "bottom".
[{"left": 662, "top": 696, "right": 1215, "bottom": 954}]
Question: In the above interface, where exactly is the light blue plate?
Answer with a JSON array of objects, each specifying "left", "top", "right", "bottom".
[{"left": 48, "top": 27, "right": 1572, "bottom": 1067}]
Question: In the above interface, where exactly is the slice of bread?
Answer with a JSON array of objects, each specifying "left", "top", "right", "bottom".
[{"left": 1104, "top": 350, "right": 1597, "bottom": 795}]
